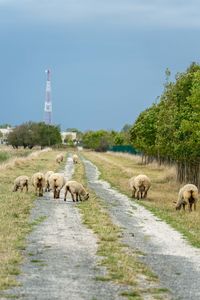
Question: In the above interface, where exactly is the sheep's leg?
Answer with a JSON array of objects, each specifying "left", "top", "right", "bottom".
[
  {"left": 136, "top": 189, "right": 140, "bottom": 200},
  {"left": 79, "top": 194, "right": 82, "bottom": 201},
  {"left": 144, "top": 188, "right": 149, "bottom": 198},
  {"left": 194, "top": 202, "right": 197, "bottom": 211},
  {"left": 53, "top": 189, "right": 57, "bottom": 199},
  {"left": 71, "top": 192, "right": 75, "bottom": 202},
  {"left": 26, "top": 184, "right": 28, "bottom": 192},
  {"left": 189, "top": 203, "right": 192, "bottom": 212},
  {"left": 57, "top": 189, "right": 60, "bottom": 199},
  {"left": 64, "top": 189, "right": 67, "bottom": 201},
  {"left": 76, "top": 193, "right": 79, "bottom": 202}
]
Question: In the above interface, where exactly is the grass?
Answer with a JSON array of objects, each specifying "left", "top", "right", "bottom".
[
  {"left": 71, "top": 154, "right": 169, "bottom": 300},
  {"left": 83, "top": 151, "right": 200, "bottom": 248},
  {"left": 0, "top": 149, "right": 67, "bottom": 291}
]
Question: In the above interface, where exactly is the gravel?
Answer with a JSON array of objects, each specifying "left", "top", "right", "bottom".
[
  {"left": 83, "top": 158, "right": 200, "bottom": 300},
  {"left": 1, "top": 157, "right": 125, "bottom": 300}
]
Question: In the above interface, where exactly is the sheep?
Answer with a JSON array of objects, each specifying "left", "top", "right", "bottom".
[
  {"left": 72, "top": 154, "right": 78, "bottom": 164},
  {"left": 176, "top": 184, "right": 198, "bottom": 212},
  {"left": 129, "top": 174, "right": 151, "bottom": 200},
  {"left": 56, "top": 154, "right": 64, "bottom": 164},
  {"left": 31, "top": 172, "right": 45, "bottom": 197},
  {"left": 44, "top": 171, "right": 54, "bottom": 192},
  {"left": 49, "top": 173, "right": 65, "bottom": 199},
  {"left": 13, "top": 175, "right": 29, "bottom": 192},
  {"left": 64, "top": 180, "right": 89, "bottom": 202}
]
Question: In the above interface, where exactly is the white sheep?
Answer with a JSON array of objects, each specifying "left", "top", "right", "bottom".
[
  {"left": 64, "top": 180, "right": 89, "bottom": 202},
  {"left": 13, "top": 175, "right": 29, "bottom": 192},
  {"left": 49, "top": 173, "right": 65, "bottom": 199},
  {"left": 44, "top": 171, "right": 54, "bottom": 192},
  {"left": 56, "top": 154, "right": 64, "bottom": 164},
  {"left": 31, "top": 172, "right": 45, "bottom": 197},
  {"left": 129, "top": 174, "right": 151, "bottom": 200},
  {"left": 72, "top": 154, "right": 78, "bottom": 164},
  {"left": 176, "top": 184, "right": 198, "bottom": 212}
]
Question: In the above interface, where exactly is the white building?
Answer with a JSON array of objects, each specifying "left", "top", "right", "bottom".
[
  {"left": 61, "top": 131, "right": 77, "bottom": 144},
  {"left": 0, "top": 127, "right": 13, "bottom": 144}
]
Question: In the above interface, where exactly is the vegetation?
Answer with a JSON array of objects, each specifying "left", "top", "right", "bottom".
[
  {"left": 82, "top": 127, "right": 131, "bottom": 152},
  {"left": 7, "top": 122, "right": 62, "bottom": 149},
  {"left": 130, "top": 62, "right": 200, "bottom": 187},
  {"left": 83, "top": 151, "right": 200, "bottom": 248},
  {"left": 72, "top": 155, "right": 168, "bottom": 299},
  {"left": 0, "top": 149, "right": 65, "bottom": 290}
]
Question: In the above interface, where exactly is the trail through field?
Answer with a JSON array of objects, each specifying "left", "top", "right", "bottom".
[
  {"left": 83, "top": 158, "right": 200, "bottom": 300},
  {"left": 1, "top": 158, "right": 125, "bottom": 300}
]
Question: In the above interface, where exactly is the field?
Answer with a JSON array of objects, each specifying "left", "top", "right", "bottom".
[
  {"left": 0, "top": 148, "right": 66, "bottom": 290},
  {"left": 1, "top": 148, "right": 200, "bottom": 299},
  {"left": 82, "top": 151, "right": 200, "bottom": 248}
]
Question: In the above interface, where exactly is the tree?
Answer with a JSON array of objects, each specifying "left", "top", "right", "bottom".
[{"left": 7, "top": 122, "right": 61, "bottom": 148}]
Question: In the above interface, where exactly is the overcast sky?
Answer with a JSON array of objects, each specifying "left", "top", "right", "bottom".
[{"left": 0, "top": 0, "right": 200, "bottom": 131}]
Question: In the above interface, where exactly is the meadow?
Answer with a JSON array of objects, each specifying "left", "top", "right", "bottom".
[{"left": 82, "top": 151, "right": 200, "bottom": 248}]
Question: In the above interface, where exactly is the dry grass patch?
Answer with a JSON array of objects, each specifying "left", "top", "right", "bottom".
[
  {"left": 83, "top": 151, "right": 200, "bottom": 248},
  {"left": 71, "top": 155, "right": 169, "bottom": 300},
  {"left": 0, "top": 149, "right": 67, "bottom": 290}
]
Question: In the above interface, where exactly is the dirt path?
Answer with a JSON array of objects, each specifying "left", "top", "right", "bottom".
[
  {"left": 83, "top": 158, "right": 200, "bottom": 300},
  {"left": 1, "top": 158, "right": 125, "bottom": 300}
]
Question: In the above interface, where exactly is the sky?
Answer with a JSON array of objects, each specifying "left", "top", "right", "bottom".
[{"left": 0, "top": 0, "right": 200, "bottom": 131}]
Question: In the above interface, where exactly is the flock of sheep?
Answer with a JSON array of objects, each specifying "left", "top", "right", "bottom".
[
  {"left": 12, "top": 153, "right": 89, "bottom": 202},
  {"left": 12, "top": 152, "right": 198, "bottom": 212},
  {"left": 129, "top": 174, "right": 198, "bottom": 212}
]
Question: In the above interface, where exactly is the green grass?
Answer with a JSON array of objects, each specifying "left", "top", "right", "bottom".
[
  {"left": 71, "top": 154, "right": 169, "bottom": 300},
  {"left": 0, "top": 149, "right": 67, "bottom": 290},
  {"left": 83, "top": 151, "right": 200, "bottom": 248}
]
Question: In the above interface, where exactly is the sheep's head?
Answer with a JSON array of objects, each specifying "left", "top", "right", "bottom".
[{"left": 84, "top": 192, "right": 89, "bottom": 200}]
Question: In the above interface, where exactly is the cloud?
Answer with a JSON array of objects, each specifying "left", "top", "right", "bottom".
[{"left": 1, "top": 0, "right": 200, "bottom": 29}]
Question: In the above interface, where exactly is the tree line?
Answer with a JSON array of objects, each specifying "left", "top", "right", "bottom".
[
  {"left": 129, "top": 62, "right": 200, "bottom": 188},
  {"left": 7, "top": 122, "right": 61, "bottom": 148}
]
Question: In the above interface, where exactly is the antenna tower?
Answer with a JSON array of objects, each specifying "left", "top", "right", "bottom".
[{"left": 44, "top": 69, "right": 52, "bottom": 125}]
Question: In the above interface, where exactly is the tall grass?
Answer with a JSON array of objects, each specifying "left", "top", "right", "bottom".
[{"left": 83, "top": 151, "right": 200, "bottom": 248}]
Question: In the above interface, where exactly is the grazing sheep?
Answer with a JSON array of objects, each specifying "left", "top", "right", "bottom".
[
  {"left": 49, "top": 173, "right": 65, "bottom": 199},
  {"left": 129, "top": 174, "right": 151, "bottom": 200},
  {"left": 176, "top": 184, "right": 198, "bottom": 212},
  {"left": 13, "top": 175, "right": 29, "bottom": 192},
  {"left": 56, "top": 154, "right": 64, "bottom": 164},
  {"left": 72, "top": 154, "right": 78, "bottom": 164},
  {"left": 64, "top": 180, "right": 89, "bottom": 202},
  {"left": 32, "top": 172, "right": 45, "bottom": 197},
  {"left": 45, "top": 171, "right": 54, "bottom": 192}
]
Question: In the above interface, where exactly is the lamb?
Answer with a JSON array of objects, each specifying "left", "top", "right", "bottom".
[
  {"left": 176, "top": 184, "right": 198, "bottom": 212},
  {"left": 72, "top": 154, "right": 78, "bottom": 164},
  {"left": 49, "top": 173, "right": 65, "bottom": 199},
  {"left": 56, "top": 154, "right": 64, "bottom": 164},
  {"left": 31, "top": 172, "right": 45, "bottom": 197},
  {"left": 64, "top": 180, "right": 89, "bottom": 202},
  {"left": 129, "top": 174, "right": 151, "bottom": 200},
  {"left": 44, "top": 171, "right": 54, "bottom": 192},
  {"left": 13, "top": 175, "right": 29, "bottom": 192}
]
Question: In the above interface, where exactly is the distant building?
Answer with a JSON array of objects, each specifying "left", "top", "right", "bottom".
[
  {"left": 61, "top": 131, "right": 77, "bottom": 144},
  {"left": 0, "top": 127, "right": 13, "bottom": 144}
]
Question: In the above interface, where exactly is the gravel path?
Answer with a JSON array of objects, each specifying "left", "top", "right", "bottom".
[
  {"left": 83, "top": 158, "right": 200, "bottom": 300},
  {"left": 1, "top": 158, "right": 125, "bottom": 300}
]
